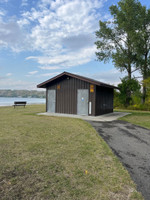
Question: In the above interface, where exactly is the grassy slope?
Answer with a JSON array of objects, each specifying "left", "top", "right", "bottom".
[
  {"left": 0, "top": 105, "right": 143, "bottom": 200},
  {"left": 115, "top": 109, "right": 150, "bottom": 129}
]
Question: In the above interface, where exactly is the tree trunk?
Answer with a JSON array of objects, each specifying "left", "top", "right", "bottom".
[
  {"left": 128, "top": 67, "right": 132, "bottom": 80},
  {"left": 126, "top": 64, "right": 132, "bottom": 106},
  {"left": 142, "top": 85, "right": 146, "bottom": 104}
]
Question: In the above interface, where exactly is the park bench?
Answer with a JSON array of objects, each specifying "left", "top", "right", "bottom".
[{"left": 13, "top": 101, "right": 27, "bottom": 108}]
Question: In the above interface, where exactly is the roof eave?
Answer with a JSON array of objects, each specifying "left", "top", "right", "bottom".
[
  {"left": 37, "top": 71, "right": 119, "bottom": 90},
  {"left": 37, "top": 71, "right": 66, "bottom": 88}
]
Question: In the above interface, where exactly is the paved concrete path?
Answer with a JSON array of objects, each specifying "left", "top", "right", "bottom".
[
  {"left": 38, "top": 112, "right": 130, "bottom": 121},
  {"left": 89, "top": 120, "right": 150, "bottom": 200}
]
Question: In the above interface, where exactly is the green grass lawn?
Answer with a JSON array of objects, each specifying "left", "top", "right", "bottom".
[
  {"left": 115, "top": 109, "right": 150, "bottom": 129},
  {"left": 0, "top": 105, "right": 143, "bottom": 200}
]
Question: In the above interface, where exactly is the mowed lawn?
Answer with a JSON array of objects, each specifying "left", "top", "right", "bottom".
[
  {"left": 116, "top": 109, "right": 150, "bottom": 129},
  {"left": 0, "top": 105, "right": 143, "bottom": 200}
]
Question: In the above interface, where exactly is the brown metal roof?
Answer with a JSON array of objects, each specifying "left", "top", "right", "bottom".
[{"left": 37, "top": 71, "right": 119, "bottom": 89}]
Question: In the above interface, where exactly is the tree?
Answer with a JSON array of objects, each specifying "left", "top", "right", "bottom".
[
  {"left": 118, "top": 77, "right": 141, "bottom": 106},
  {"left": 143, "top": 77, "right": 150, "bottom": 104},
  {"left": 132, "top": 7, "right": 150, "bottom": 103},
  {"left": 95, "top": 0, "right": 142, "bottom": 78},
  {"left": 95, "top": 0, "right": 143, "bottom": 105}
]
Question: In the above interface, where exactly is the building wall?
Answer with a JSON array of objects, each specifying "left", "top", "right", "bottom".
[
  {"left": 46, "top": 76, "right": 96, "bottom": 116},
  {"left": 95, "top": 86, "right": 113, "bottom": 115}
]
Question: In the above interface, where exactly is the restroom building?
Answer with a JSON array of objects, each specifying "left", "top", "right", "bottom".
[{"left": 37, "top": 71, "right": 118, "bottom": 116}]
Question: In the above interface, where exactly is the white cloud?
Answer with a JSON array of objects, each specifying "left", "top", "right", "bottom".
[
  {"left": 28, "top": 71, "right": 38, "bottom": 75},
  {"left": 0, "top": 10, "right": 5, "bottom": 16},
  {"left": 39, "top": 72, "right": 60, "bottom": 77},
  {"left": 0, "top": 0, "right": 108, "bottom": 69},
  {"left": 6, "top": 73, "right": 12, "bottom": 76},
  {"left": 62, "top": 34, "right": 96, "bottom": 51},
  {"left": 28, "top": 0, "right": 101, "bottom": 52},
  {"left": 88, "top": 68, "right": 142, "bottom": 86},
  {"left": 39, "top": 66, "right": 61, "bottom": 70},
  {"left": 0, "top": 20, "right": 29, "bottom": 52},
  {"left": 19, "top": 0, "right": 106, "bottom": 69},
  {"left": 0, "top": 78, "right": 37, "bottom": 90},
  {"left": 86, "top": 69, "right": 127, "bottom": 86},
  {"left": 17, "top": 18, "right": 30, "bottom": 27},
  {"left": 21, "top": 0, "right": 28, "bottom": 7},
  {"left": 26, "top": 45, "right": 96, "bottom": 69}
]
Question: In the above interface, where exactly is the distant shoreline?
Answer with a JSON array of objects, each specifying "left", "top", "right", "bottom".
[
  {"left": 0, "top": 96, "right": 45, "bottom": 98},
  {"left": 0, "top": 97, "right": 45, "bottom": 107},
  {"left": 0, "top": 90, "right": 46, "bottom": 99}
]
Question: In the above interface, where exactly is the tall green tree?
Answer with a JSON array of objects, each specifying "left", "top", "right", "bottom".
[
  {"left": 132, "top": 6, "right": 150, "bottom": 103},
  {"left": 95, "top": 0, "right": 143, "bottom": 105},
  {"left": 95, "top": 0, "right": 142, "bottom": 79}
]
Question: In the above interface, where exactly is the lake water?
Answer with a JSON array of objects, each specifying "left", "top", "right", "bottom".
[{"left": 0, "top": 97, "right": 45, "bottom": 106}]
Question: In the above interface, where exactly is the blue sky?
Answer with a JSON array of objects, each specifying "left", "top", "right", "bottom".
[{"left": 0, "top": 0, "right": 149, "bottom": 90}]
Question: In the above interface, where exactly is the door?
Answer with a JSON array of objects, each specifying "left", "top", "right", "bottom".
[
  {"left": 77, "top": 89, "right": 89, "bottom": 115},
  {"left": 47, "top": 89, "right": 56, "bottom": 113}
]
